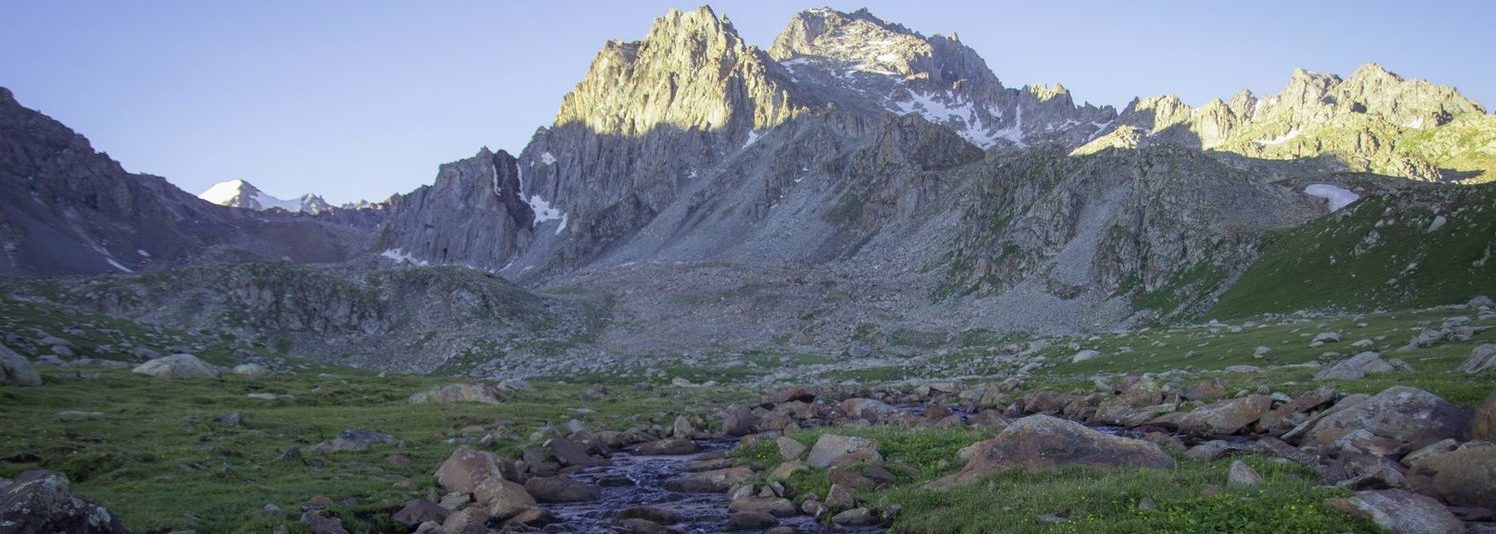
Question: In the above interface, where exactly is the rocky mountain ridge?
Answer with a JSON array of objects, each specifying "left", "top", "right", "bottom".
[{"left": 2, "top": 5, "right": 1495, "bottom": 368}]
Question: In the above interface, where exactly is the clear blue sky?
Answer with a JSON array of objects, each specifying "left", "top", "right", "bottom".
[{"left": 3, "top": 1, "right": 1491, "bottom": 204}]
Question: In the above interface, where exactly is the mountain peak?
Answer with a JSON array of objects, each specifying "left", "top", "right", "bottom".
[{"left": 198, "top": 179, "right": 332, "bottom": 214}]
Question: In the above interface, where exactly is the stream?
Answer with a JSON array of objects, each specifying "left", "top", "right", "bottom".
[{"left": 541, "top": 437, "right": 884, "bottom": 532}]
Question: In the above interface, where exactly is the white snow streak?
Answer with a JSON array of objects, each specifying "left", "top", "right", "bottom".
[{"left": 1305, "top": 184, "right": 1360, "bottom": 211}]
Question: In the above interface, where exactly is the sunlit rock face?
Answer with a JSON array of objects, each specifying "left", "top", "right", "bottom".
[{"left": 374, "top": 148, "right": 533, "bottom": 269}]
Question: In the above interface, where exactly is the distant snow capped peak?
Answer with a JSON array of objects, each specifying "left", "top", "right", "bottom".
[{"left": 197, "top": 179, "right": 333, "bottom": 214}]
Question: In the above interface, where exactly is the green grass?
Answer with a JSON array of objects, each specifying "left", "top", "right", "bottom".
[
  {"left": 873, "top": 457, "right": 1375, "bottom": 533},
  {"left": 1210, "top": 184, "right": 1496, "bottom": 319},
  {"left": 0, "top": 368, "right": 736, "bottom": 532}
]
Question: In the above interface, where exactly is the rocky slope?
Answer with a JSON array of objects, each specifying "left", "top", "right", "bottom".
[{"left": 0, "top": 262, "right": 597, "bottom": 371}]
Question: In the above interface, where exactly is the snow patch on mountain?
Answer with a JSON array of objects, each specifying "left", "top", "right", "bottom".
[
  {"left": 380, "top": 248, "right": 429, "bottom": 266},
  {"left": 1305, "top": 184, "right": 1360, "bottom": 211},
  {"left": 1255, "top": 127, "right": 1303, "bottom": 146}
]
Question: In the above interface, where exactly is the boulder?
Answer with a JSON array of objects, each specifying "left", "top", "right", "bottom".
[
  {"left": 408, "top": 383, "right": 505, "bottom": 404},
  {"left": 1170, "top": 395, "right": 1272, "bottom": 435},
  {"left": 620, "top": 507, "right": 679, "bottom": 524},
  {"left": 806, "top": 434, "right": 882, "bottom": 468},
  {"left": 309, "top": 429, "right": 396, "bottom": 454},
  {"left": 776, "top": 436, "right": 807, "bottom": 461},
  {"left": 0, "top": 345, "right": 41, "bottom": 386},
  {"left": 1256, "top": 386, "right": 1336, "bottom": 435},
  {"left": 474, "top": 477, "right": 535, "bottom": 519},
  {"left": 435, "top": 446, "right": 505, "bottom": 494},
  {"left": 831, "top": 507, "right": 878, "bottom": 526},
  {"left": 762, "top": 386, "right": 816, "bottom": 406},
  {"left": 838, "top": 398, "right": 895, "bottom": 421},
  {"left": 728, "top": 496, "right": 797, "bottom": 517},
  {"left": 1302, "top": 387, "right": 1471, "bottom": 453},
  {"left": 1227, "top": 460, "right": 1264, "bottom": 488},
  {"left": 301, "top": 510, "right": 350, "bottom": 534},
  {"left": 662, "top": 466, "right": 753, "bottom": 493},
  {"left": 1314, "top": 352, "right": 1395, "bottom": 381},
  {"left": 547, "top": 437, "right": 599, "bottom": 466},
  {"left": 131, "top": 353, "right": 220, "bottom": 379},
  {"left": 1475, "top": 389, "right": 1496, "bottom": 441},
  {"left": 1406, "top": 441, "right": 1496, "bottom": 509},
  {"left": 1182, "top": 379, "right": 1227, "bottom": 401},
  {"left": 931, "top": 415, "right": 1174, "bottom": 488},
  {"left": 628, "top": 438, "right": 698, "bottom": 456},
  {"left": 1071, "top": 349, "right": 1102, "bottom": 363},
  {"left": 725, "top": 511, "right": 777, "bottom": 530},
  {"left": 441, "top": 507, "right": 489, "bottom": 534},
  {"left": 392, "top": 499, "right": 450, "bottom": 528},
  {"left": 672, "top": 415, "right": 697, "bottom": 438},
  {"left": 1325, "top": 489, "right": 1462, "bottom": 534},
  {"left": 1457, "top": 344, "right": 1496, "bottom": 374},
  {"left": 722, "top": 404, "right": 758, "bottom": 436},
  {"left": 1314, "top": 332, "right": 1342, "bottom": 344},
  {"left": 524, "top": 476, "right": 599, "bottom": 502},
  {"left": 0, "top": 470, "right": 129, "bottom": 533},
  {"left": 232, "top": 363, "right": 271, "bottom": 377}
]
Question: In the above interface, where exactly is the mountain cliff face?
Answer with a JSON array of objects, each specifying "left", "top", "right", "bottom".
[{"left": 373, "top": 148, "right": 533, "bottom": 269}]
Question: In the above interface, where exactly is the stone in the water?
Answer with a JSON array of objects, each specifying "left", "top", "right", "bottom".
[
  {"left": 1325, "top": 489, "right": 1463, "bottom": 534},
  {"left": 725, "top": 511, "right": 777, "bottom": 530},
  {"left": 838, "top": 398, "right": 895, "bottom": 421},
  {"left": 474, "top": 477, "right": 535, "bottom": 520},
  {"left": 524, "top": 476, "right": 600, "bottom": 502},
  {"left": 931, "top": 415, "right": 1174, "bottom": 489},
  {"left": 1169, "top": 395, "right": 1272, "bottom": 436},
  {"left": 0, "top": 344, "right": 42, "bottom": 386},
  {"left": 131, "top": 353, "right": 220, "bottom": 379},
  {"left": 628, "top": 438, "right": 698, "bottom": 455},
  {"left": 620, "top": 506, "right": 679, "bottom": 524},
  {"left": 832, "top": 507, "right": 878, "bottom": 526},
  {"left": 721, "top": 403, "right": 759, "bottom": 436},
  {"left": 662, "top": 466, "right": 753, "bottom": 493},
  {"left": 0, "top": 469, "right": 129, "bottom": 533},
  {"left": 441, "top": 507, "right": 489, "bottom": 534},
  {"left": 392, "top": 499, "right": 450, "bottom": 528},
  {"left": 408, "top": 383, "right": 505, "bottom": 404},
  {"left": 729, "top": 496, "right": 797, "bottom": 517},
  {"left": 806, "top": 434, "right": 881, "bottom": 468}
]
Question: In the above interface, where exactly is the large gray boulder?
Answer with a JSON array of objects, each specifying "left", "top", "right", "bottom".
[
  {"left": 1301, "top": 387, "right": 1470, "bottom": 453},
  {"left": 1314, "top": 351, "right": 1395, "bottom": 381},
  {"left": 1325, "top": 489, "right": 1462, "bottom": 534},
  {"left": 1475, "top": 389, "right": 1496, "bottom": 442},
  {"left": 435, "top": 446, "right": 505, "bottom": 494},
  {"left": 931, "top": 415, "right": 1174, "bottom": 489},
  {"left": 131, "top": 353, "right": 221, "bottom": 379},
  {"left": 408, "top": 383, "right": 505, "bottom": 404},
  {"left": 0, "top": 344, "right": 42, "bottom": 386},
  {"left": 1455, "top": 344, "right": 1496, "bottom": 374},
  {"left": 1406, "top": 441, "right": 1496, "bottom": 509},
  {"left": 0, "top": 470, "right": 129, "bottom": 533},
  {"left": 806, "top": 434, "right": 881, "bottom": 468},
  {"left": 1162, "top": 395, "right": 1272, "bottom": 435}
]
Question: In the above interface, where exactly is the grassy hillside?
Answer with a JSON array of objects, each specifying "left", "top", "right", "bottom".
[{"left": 1209, "top": 183, "right": 1496, "bottom": 320}]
